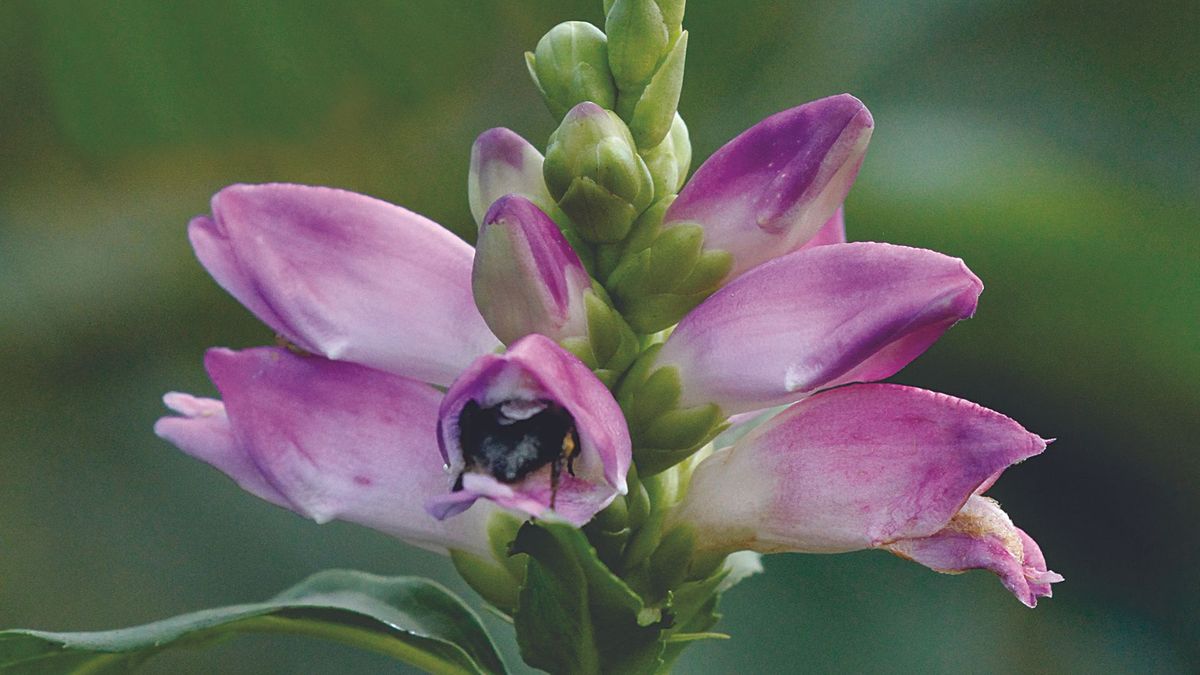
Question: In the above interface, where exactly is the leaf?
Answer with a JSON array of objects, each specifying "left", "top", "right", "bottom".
[
  {"left": 0, "top": 570, "right": 506, "bottom": 675},
  {"left": 511, "top": 520, "right": 664, "bottom": 675}
]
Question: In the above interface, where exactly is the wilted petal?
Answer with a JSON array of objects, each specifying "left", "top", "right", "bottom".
[
  {"left": 666, "top": 94, "right": 873, "bottom": 277},
  {"left": 429, "top": 334, "right": 630, "bottom": 526},
  {"left": 190, "top": 183, "right": 500, "bottom": 386},
  {"left": 657, "top": 242, "right": 982, "bottom": 415},
  {"left": 674, "top": 384, "right": 1047, "bottom": 554},
  {"left": 472, "top": 195, "right": 591, "bottom": 344},
  {"left": 157, "top": 346, "right": 494, "bottom": 557},
  {"left": 886, "top": 496, "right": 1063, "bottom": 607},
  {"left": 468, "top": 128, "right": 557, "bottom": 227}
]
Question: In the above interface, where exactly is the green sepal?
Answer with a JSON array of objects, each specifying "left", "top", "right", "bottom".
[
  {"left": 629, "top": 30, "right": 687, "bottom": 149},
  {"left": 641, "top": 404, "right": 725, "bottom": 451},
  {"left": 584, "top": 286, "right": 640, "bottom": 373},
  {"left": 511, "top": 520, "right": 665, "bottom": 675},
  {"left": 0, "top": 571, "right": 507, "bottom": 675},
  {"left": 558, "top": 177, "right": 640, "bottom": 243},
  {"left": 648, "top": 525, "right": 696, "bottom": 593},
  {"left": 451, "top": 550, "right": 520, "bottom": 617},
  {"left": 616, "top": 345, "right": 679, "bottom": 429}
]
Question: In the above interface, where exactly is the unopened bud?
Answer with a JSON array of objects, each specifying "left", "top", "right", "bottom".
[
  {"left": 640, "top": 113, "right": 691, "bottom": 199},
  {"left": 543, "top": 102, "right": 655, "bottom": 243},
  {"left": 473, "top": 195, "right": 590, "bottom": 345},
  {"left": 468, "top": 128, "right": 558, "bottom": 227},
  {"left": 526, "top": 22, "right": 617, "bottom": 120}
]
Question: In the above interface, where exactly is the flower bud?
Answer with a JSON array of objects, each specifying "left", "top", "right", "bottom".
[
  {"left": 525, "top": 22, "right": 617, "bottom": 120},
  {"left": 468, "top": 128, "right": 558, "bottom": 228},
  {"left": 605, "top": 0, "right": 683, "bottom": 91},
  {"left": 543, "top": 102, "right": 655, "bottom": 243},
  {"left": 640, "top": 113, "right": 691, "bottom": 200},
  {"left": 472, "top": 195, "right": 591, "bottom": 345}
]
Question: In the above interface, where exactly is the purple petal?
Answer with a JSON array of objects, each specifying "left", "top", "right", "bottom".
[
  {"left": 674, "top": 384, "right": 1047, "bottom": 554},
  {"left": 886, "top": 496, "right": 1063, "bottom": 607},
  {"left": 473, "top": 195, "right": 590, "bottom": 344},
  {"left": 666, "top": 95, "right": 873, "bottom": 277},
  {"left": 468, "top": 128, "right": 556, "bottom": 226},
  {"left": 657, "top": 242, "right": 983, "bottom": 415},
  {"left": 431, "top": 334, "right": 630, "bottom": 525},
  {"left": 157, "top": 346, "right": 494, "bottom": 556},
  {"left": 190, "top": 183, "right": 500, "bottom": 386}
]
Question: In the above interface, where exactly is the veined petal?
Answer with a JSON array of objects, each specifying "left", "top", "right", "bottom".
[
  {"left": 673, "top": 384, "right": 1047, "bottom": 554},
  {"left": 886, "top": 496, "right": 1063, "bottom": 607},
  {"left": 657, "top": 242, "right": 983, "bottom": 415},
  {"left": 468, "top": 128, "right": 557, "bottom": 227},
  {"left": 157, "top": 346, "right": 494, "bottom": 557},
  {"left": 666, "top": 94, "right": 873, "bottom": 278},
  {"left": 190, "top": 183, "right": 500, "bottom": 386},
  {"left": 473, "top": 195, "right": 590, "bottom": 344},
  {"left": 429, "top": 334, "right": 630, "bottom": 526}
]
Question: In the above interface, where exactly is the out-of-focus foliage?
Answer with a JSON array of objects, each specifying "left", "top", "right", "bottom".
[{"left": 1, "top": 1, "right": 1195, "bottom": 672}]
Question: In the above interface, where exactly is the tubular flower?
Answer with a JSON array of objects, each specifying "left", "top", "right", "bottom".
[
  {"left": 158, "top": 183, "right": 631, "bottom": 554},
  {"left": 672, "top": 385, "right": 1062, "bottom": 606}
]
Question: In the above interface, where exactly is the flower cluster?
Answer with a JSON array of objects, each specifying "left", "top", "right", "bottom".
[{"left": 158, "top": 2, "right": 1059, "bottom": 667}]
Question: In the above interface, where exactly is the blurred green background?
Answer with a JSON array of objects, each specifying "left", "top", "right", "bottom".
[{"left": 2, "top": 0, "right": 1196, "bottom": 672}]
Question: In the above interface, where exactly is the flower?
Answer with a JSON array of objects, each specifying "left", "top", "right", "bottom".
[
  {"left": 672, "top": 384, "right": 1062, "bottom": 607},
  {"left": 157, "top": 183, "right": 631, "bottom": 554}
]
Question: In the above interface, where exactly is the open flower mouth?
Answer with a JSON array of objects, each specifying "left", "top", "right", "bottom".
[{"left": 456, "top": 398, "right": 580, "bottom": 499}]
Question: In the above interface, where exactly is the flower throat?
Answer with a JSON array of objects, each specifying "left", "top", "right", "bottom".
[{"left": 456, "top": 399, "right": 579, "bottom": 500}]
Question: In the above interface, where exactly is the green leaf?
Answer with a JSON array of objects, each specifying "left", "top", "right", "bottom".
[
  {"left": 511, "top": 520, "right": 664, "bottom": 675},
  {"left": 0, "top": 570, "right": 506, "bottom": 675}
]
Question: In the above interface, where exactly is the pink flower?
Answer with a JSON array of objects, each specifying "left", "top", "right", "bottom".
[
  {"left": 157, "top": 184, "right": 631, "bottom": 555},
  {"left": 672, "top": 385, "right": 1062, "bottom": 607}
]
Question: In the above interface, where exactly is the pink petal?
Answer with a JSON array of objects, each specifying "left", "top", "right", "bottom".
[
  {"left": 154, "top": 393, "right": 290, "bottom": 510},
  {"left": 674, "top": 384, "right": 1047, "bottom": 554},
  {"left": 431, "top": 334, "right": 630, "bottom": 526},
  {"left": 472, "top": 195, "right": 590, "bottom": 344},
  {"left": 190, "top": 183, "right": 500, "bottom": 386},
  {"left": 657, "top": 242, "right": 983, "bottom": 415},
  {"left": 158, "top": 346, "right": 494, "bottom": 556},
  {"left": 886, "top": 496, "right": 1063, "bottom": 607},
  {"left": 666, "top": 94, "right": 873, "bottom": 278}
]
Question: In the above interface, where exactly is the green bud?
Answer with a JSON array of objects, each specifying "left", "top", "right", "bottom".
[
  {"left": 606, "top": 0, "right": 676, "bottom": 91},
  {"left": 526, "top": 21, "right": 617, "bottom": 120},
  {"left": 544, "top": 102, "right": 655, "bottom": 242},
  {"left": 641, "top": 113, "right": 691, "bottom": 200}
]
